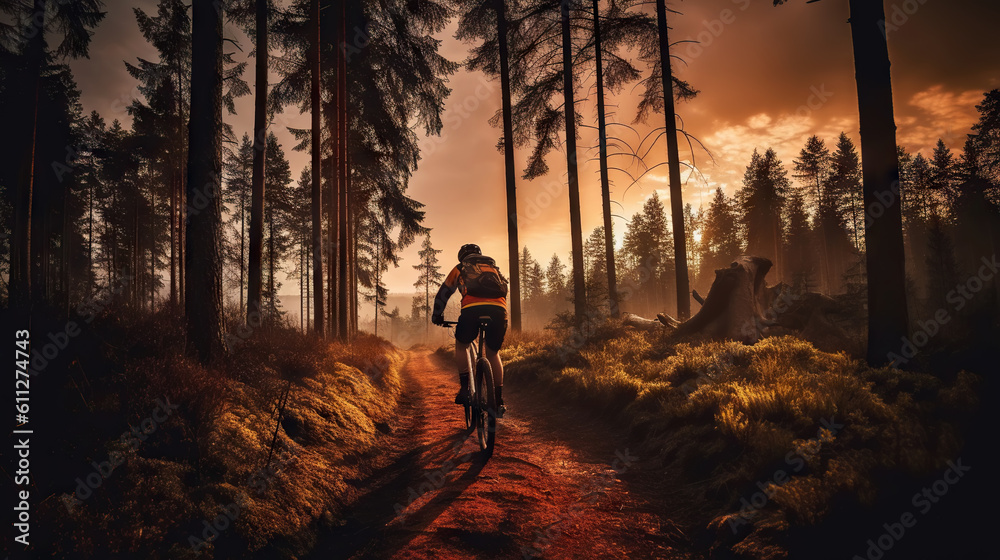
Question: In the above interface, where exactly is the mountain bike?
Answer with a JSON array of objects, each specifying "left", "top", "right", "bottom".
[{"left": 440, "top": 317, "right": 496, "bottom": 453}]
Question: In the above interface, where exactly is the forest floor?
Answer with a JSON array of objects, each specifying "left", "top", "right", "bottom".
[{"left": 302, "top": 349, "right": 697, "bottom": 560}]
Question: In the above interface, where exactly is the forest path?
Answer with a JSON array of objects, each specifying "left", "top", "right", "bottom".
[{"left": 304, "top": 349, "right": 694, "bottom": 560}]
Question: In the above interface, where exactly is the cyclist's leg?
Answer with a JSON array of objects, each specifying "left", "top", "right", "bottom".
[
  {"left": 454, "top": 340, "right": 472, "bottom": 378},
  {"left": 483, "top": 305, "right": 508, "bottom": 412},
  {"left": 484, "top": 346, "right": 503, "bottom": 388},
  {"left": 453, "top": 309, "right": 479, "bottom": 404}
]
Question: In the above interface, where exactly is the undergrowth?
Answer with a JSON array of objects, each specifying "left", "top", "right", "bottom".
[
  {"left": 32, "top": 307, "right": 405, "bottom": 559},
  {"left": 501, "top": 322, "right": 980, "bottom": 559}
]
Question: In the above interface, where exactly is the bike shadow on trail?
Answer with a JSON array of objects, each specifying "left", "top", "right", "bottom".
[{"left": 303, "top": 427, "right": 492, "bottom": 560}]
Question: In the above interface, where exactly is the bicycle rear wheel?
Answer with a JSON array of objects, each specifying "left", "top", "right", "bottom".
[{"left": 475, "top": 357, "right": 496, "bottom": 452}]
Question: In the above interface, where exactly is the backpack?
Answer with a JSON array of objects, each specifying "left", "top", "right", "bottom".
[{"left": 458, "top": 255, "right": 508, "bottom": 298}]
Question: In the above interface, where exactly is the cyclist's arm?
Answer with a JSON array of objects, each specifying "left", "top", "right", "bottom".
[{"left": 433, "top": 266, "right": 461, "bottom": 318}]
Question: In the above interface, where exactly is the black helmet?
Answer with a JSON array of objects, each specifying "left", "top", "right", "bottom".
[{"left": 458, "top": 244, "right": 481, "bottom": 262}]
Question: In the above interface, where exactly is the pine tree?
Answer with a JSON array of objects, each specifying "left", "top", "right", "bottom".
[
  {"left": 697, "top": 188, "right": 742, "bottom": 289},
  {"left": 684, "top": 203, "right": 699, "bottom": 284},
  {"left": 223, "top": 133, "right": 254, "bottom": 312},
  {"left": 412, "top": 233, "right": 444, "bottom": 334},
  {"left": 583, "top": 226, "right": 608, "bottom": 312},
  {"left": 953, "top": 90, "right": 1000, "bottom": 324},
  {"left": 793, "top": 135, "right": 831, "bottom": 210},
  {"left": 903, "top": 153, "right": 933, "bottom": 224},
  {"left": 519, "top": 247, "right": 544, "bottom": 302},
  {"left": 828, "top": 132, "right": 863, "bottom": 251},
  {"left": 9, "top": 0, "right": 105, "bottom": 307},
  {"left": 737, "top": 148, "right": 788, "bottom": 280},
  {"left": 77, "top": 111, "right": 107, "bottom": 294},
  {"left": 930, "top": 138, "right": 957, "bottom": 213},
  {"left": 924, "top": 211, "right": 958, "bottom": 313},
  {"left": 186, "top": 0, "right": 226, "bottom": 363},
  {"left": 545, "top": 253, "right": 569, "bottom": 313},
  {"left": 128, "top": 0, "right": 248, "bottom": 307},
  {"left": 784, "top": 189, "right": 813, "bottom": 291},
  {"left": 794, "top": 135, "right": 840, "bottom": 291},
  {"left": 621, "top": 193, "right": 675, "bottom": 316},
  {"left": 263, "top": 132, "right": 294, "bottom": 321},
  {"left": 899, "top": 151, "right": 932, "bottom": 300}
]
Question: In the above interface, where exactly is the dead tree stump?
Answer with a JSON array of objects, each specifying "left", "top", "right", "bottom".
[{"left": 658, "top": 256, "right": 774, "bottom": 344}]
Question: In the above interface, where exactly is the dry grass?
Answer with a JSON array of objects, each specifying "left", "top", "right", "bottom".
[
  {"left": 502, "top": 326, "right": 980, "bottom": 559},
  {"left": 34, "top": 310, "right": 405, "bottom": 559}
]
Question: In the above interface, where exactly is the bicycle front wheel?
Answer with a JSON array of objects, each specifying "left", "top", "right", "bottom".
[
  {"left": 475, "top": 357, "right": 496, "bottom": 453},
  {"left": 463, "top": 346, "right": 476, "bottom": 431}
]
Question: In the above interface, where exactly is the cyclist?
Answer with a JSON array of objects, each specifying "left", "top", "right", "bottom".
[{"left": 431, "top": 243, "right": 508, "bottom": 418}]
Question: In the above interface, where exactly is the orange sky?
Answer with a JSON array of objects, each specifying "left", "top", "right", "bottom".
[{"left": 69, "top": 0, "right": 1000, "bottom": 296}]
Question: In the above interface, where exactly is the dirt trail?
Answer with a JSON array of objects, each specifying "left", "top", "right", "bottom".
[{"left": 306, "top": 349, "right": 693, "bottom": 560}]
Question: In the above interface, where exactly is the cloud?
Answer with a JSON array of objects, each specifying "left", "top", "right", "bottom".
[{"left": 898, "top": 85, "right": 983, "bottom": 154}]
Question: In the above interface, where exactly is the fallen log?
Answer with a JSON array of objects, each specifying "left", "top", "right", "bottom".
[{"left": 622, "top": 312, "right": 667, "bottom": 330}]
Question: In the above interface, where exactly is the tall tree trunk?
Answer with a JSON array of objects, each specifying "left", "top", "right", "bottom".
[
  {"left": 177, "top": 62, "right": 187, "bottom": 309},
  {"left": 655, "top": 0, "right": 690, "bottom": 320},
  {"left": 593, "top": 0, "right": 619, "bottom": 317},
  {"left": 170, "top": 168, "right": 177, "bottom": 305},
  {"left": 326, "top": 0, "right": 341, "bottom": 340},
  {"left": 62, "top": 192, "right": 70, "bottom": 314},
  {"left": 88, "top": 164, "right": 94, "bottom": 293},
  {"left": 185, "top": 0, "right": 226, "bottom": 364},
  {"left": 268, "top": 210, "right": 275, "bottom": 321},
  {"left": 133, "top": 193, "right": 140, "bottom": 306},
  {"left": 12, "top": 78, "right": 39, "bottom": 307},
  {"left": 300, "top": 242, "right": 305, "bottom": 332},
  {"left": 848, "top": 0, "right": 909, "bottom": 366},
  {"left": 179, "top": 174, "right": 185, "bottom": 306},
  {"left": 560, "top": 0, "right": 586, "bottom": 322},
  {"left": 327, "top": 141, "right": 336, "bottom": 338},
  {"left": 31, "top": 124, "right": 49, "bottom": 304},
  {"left": 150, "top": 187, "right": 156, "bottom": 310},
  {"left": 425, "top": 263, "right": 430, "bottom": 337},
  {"left": 248, "top": 0, "right": 268, "bottom": 326},
  {"left": 239, "top": 192, "right": 245, "bottom": 313},
  {"left": 373, "top": 230, "right": 380, "bottom": 337},
  {"left": 494, "top": 0, "right": 521, "bottom": 331},
  {"left": 110, "top": 191, "right": 117, "bottom": 286},
  {"left": 310, "top": 0, "right": 325, "bottom": 335},
  {"left": 12, "top": 1, "right": 48, "bottom": 308},
  {"left": 350, "top": 203, "right": 358, "bottom": 337},
  {"left": 306, "top": 235, "right": 311, "bottom": 332},
  {"left": 338, "top": 2, "right": 350, "bottom": 341}
]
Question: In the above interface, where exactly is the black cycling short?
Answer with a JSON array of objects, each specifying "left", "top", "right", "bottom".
[{"left": 455, "top": 305, "right": 508, "bottom": 351}]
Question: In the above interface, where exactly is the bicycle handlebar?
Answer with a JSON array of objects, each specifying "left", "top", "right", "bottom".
[{"left": 436, "top": 317, "right": 493, "bottom": 328}]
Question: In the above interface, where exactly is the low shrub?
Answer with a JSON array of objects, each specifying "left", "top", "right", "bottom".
[{"left": 502, "top": 328, "right": 980, "bottom": 559}]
